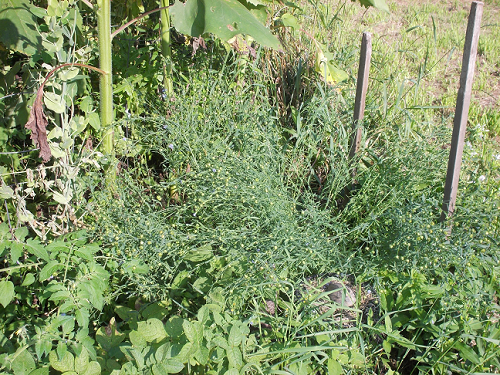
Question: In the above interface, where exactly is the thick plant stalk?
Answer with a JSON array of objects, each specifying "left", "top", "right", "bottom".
[
  {"left": 97, "top": 0, "right": 114, "bottom": 156},
  {"left": 160, "top": 0, "right": 173, "bottom": 96}
]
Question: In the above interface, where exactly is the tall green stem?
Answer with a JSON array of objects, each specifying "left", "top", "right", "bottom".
[
  {"left": 160, "top": 0, "right": 173, "bottom": 96},
  {"left": 97, "top": 0, "right": 114, "bottom": 157}
]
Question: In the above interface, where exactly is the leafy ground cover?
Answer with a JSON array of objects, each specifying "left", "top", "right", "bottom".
[{"left": 1, "top": 0, "right": 500, "bottom": 374}]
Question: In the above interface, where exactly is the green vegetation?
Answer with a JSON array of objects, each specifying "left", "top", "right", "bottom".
[{"left": 1, "top": 0, "right": 499, "bottom": 374}]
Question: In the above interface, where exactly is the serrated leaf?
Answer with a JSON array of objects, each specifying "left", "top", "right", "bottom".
[
  {"left": 227, "top": 346, "right": 242, "bottom": 369},
  {"left": 49, "top": 290, "right": 71, "bottom": 302},
  {"left": 35, "top": 338, "right": 53, "bottom": 360},
  {"left": 77, "top": 279, "right": 104, "bottom": 310},
  {"left": 228, "top": 324, "right": 243, "bottom": 347},
  {"left": 15, "top": 226, "right": 29, "bottom": 241},
  {"left": 75, "top": 308, "right": 89, "bottom": 328},
  {"left": 0, "top": 280, "right": 15, "bottom": 308},
  {"left": 0, "top": 0, "right": 43, "bottom": 55},
  {"left": 171, "top": 0, "right": 281, "bottom": 50},
  {"left": 25, "top": 239, "right": 50, "bottom": 261},
  {"left": 49, "top": 350, "right": 74, "bottom": 373}
]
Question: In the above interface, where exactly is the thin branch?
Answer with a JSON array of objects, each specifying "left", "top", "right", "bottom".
[{"left": 111, "top": 6, "right": 170, "bottom": 39}]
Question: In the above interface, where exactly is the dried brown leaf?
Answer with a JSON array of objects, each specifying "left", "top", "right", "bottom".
[{"left": 25, "top": 86, "right": 51, "bottom": 162}]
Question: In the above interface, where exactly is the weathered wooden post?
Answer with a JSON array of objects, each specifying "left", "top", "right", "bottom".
[
  {"left": 441, "top": 1, "right": 483, "bottom": 222},
  {"left": 349, "top": 32, "right": 372, "bottom": 171}
]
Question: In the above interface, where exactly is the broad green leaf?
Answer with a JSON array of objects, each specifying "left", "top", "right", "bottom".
[
  {"left": 129, "top": 330, "right": 147, "bottom": 348},
  {"left": 0, "top": 183, "right": 14, "bottom": 199},
  {"left": 170, "top": 0, "right": 281, "bottom": 50},
  {"left": 77, "top": 279, "right": 104, "bottom": 310},
  {"left": 141, "top": 303, "right": 168, "bottom": 320},
  {"left": 28, "top": 368, "right": 49, "bottom": 375},
  {"left": 11, "top": 347, "right": 36, "bottom": 375},
  {"left": 327, "top": 358, "right": 342, "bottom": 374},
  {"left": 75, "top": 308, "right": 90, "bottom": 328},
  {"left": 10, "top": 241, "right": 24, "bottom": 263},
  {"left": 49, "top": 350, "right": 75, "bottom": 373},
  {"left": 44, "top": 92, "right": 66, "bottom": 114},
  {"left": 356, "top": 0, "right": 389, "bottom": 13},
  {"left": 52, "top": 190, "right": 72, "bottom": 205},
  {"left": 39, "top": 260, "right": 62, "bottom": 281},
  {"left": 0, "top": 0, "right": 43, "bottom": 55},
  {"left": 183, "top": 244, "right": 213, "bottom": 262},
  {"left": 0, "top": 280, "right": 15, "bottom": 308},
  {"left": 123, "top": 259, "right": 149, "bottom": 275},
  {"left": 152, "top": 358, "right": 184, "bottom": 375},
  {"left": 165, "top": 316, "right": 184, "bottom": 339},
  {"left": 227, "top": 346, "right": 242, "bottom": 369},
  {"left": 87, "top": 112, "right": 100, "bottom": 131},
  {"left": 224, "top": 369, "right": 239, "bottom": 375},
  {"left": 74, "top": 347, "right": 90, "bottom": 374},
  {"left": 35, "top": 338, "right": 53, "bottom": 360},
  {"left": 49, "top": 290, "right": 71, "bottom": 302},
  {"left": 21, "top": 273, "right": 36, "bottom": 286},
  {"left": 192, "top": 276, "right": 210, "bottom": 293},
  {"left": 74, "top": 245, "right": 100, "bottom": 261},
  {"left": 15, "top": 226, "right": 29, "bottom": 241},
  {"left": 115, "top": 305, "right": 140, "bottom": 323},
  {"left": 81, "top": 361, "right": 100, "bottom": 375},
  {"left": 228, "top": 324, "right": 243, "bottom": 347},
  {"left": 58, "top": 67, "right": 80, "bottom": 81},
  {"left": 25, "top": 239, "right": 50, "bottom": 261},
  {"left": 455, "top": 341, "right": 480, "bottom": 364},
  {"left": 96, "top": 325, "right": 125, "bottom": 352},
  {"left": 183, "top": 320, "right": 198, "bottom": 343},
  {"left": 278, "top": 13, "right": 300, "bottom": 30},
  {"left": 382, "top": 339, "right": 391, "bottom": 354},
  {"left": 137, "top": 318, "right": 167, "bottom": 342}
]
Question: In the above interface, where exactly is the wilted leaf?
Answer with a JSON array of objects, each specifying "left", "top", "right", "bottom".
[
  {"left": 314, "top": 42, "right": 349, "bottom": 85},
  {"left": 25, "top": 85, "right": 51, "bottom": 162}
]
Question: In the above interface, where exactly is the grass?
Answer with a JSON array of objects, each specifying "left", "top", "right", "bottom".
[
  {"left": 2, "top": 0, "right": 500, "bottom": 373},
  {"left": 85, "top": 0, "right": 500, "bottom": 372}
]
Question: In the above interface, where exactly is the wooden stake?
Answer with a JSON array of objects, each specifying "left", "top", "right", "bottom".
[
  {"left": 349, "top": 32, "right": 372, "bottom": 165},
  {"left": 441, "top": 1, "right": 483, "bottom": 222}
]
